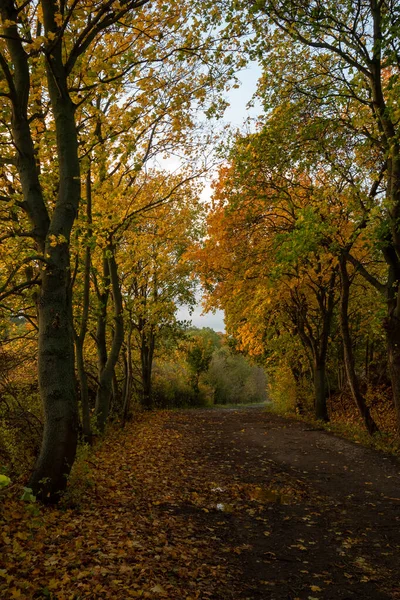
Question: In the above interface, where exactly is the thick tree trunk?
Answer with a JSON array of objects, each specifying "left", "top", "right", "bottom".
[
  {"left": 28, "top": 10, "right": 81, "bottom": 500},
  {"left": 313, "top": 361, "right": 328, "bottom": 422},
  {"left": 386, "top": 316, "right": 400, "bottom": 432},
  {"left": 339, "top": 257, "right": 379, "bottom": 435},
  {"left": 29, "top": 254, "right": 79, "bottom": 501}
]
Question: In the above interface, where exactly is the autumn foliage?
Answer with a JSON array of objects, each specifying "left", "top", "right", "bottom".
[{"left": 1, "top": 8, "right": 400, "bottom": 599}]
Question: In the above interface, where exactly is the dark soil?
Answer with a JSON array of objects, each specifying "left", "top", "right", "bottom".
[{"left": 163, "top": 406, "right": 400, "bottom": 600}]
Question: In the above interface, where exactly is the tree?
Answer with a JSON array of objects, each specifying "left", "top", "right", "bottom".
[
  {"left": 230, "top": 0, "right": 400, "bottom": 430},
  {"left": 194, "top": 119, "right": 385, "bottom": 427},
  {"left": 118, "top": 174, "right": 202, "bottom": 411},
  {"left": 185, "top": 328, "right": 219, "bottom": 397},
  {"left": 0, "top": 0, "right": 227, "bottom": 501}
]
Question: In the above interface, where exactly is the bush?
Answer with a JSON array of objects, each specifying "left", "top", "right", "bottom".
[
  {"left": 207, "top": 348, "right": 267, "bottom": 405},
  {"left": 152, "top": 359, "right": 210, "bottom": 408}
]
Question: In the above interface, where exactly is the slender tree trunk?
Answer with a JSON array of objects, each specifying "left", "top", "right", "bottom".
[
  {"left": 111, "top": 370, "right": 120, "bottom": 413},
  {"left": 122, "top": 351, "right": 131, "bottom": 425},
  {"left": 339, "top": 256, "right": 379, "bottom": 434},
  {"left": 122, "top": 324, "right": 133, "bottom": 425},
  {"left": 142, "top": 371, "right": 152, "bottom": 410},
  {"left": 95, "top": 256, "right": 110, "bottom": 376},
  {"left": 290, "top": 366, "right": 304, "bottom": 415},
  {"left": 95, "top": 247, "right": 124, "bottom": 432},
  {"left": 73, "top": 169, "right": 92, "bottom": 442},
  {"left": 75, "top": 337, "right": 91, "bottom": 442},
  {"left": 141, "top": 335, "right": 154, "bottom": 410}
]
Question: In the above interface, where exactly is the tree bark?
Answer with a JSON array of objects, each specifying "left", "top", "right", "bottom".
[
  {"left": 339, "top": 256, "right": 379, "bottom": 435},
  {"left": 290, "top": 365, "right": 304, "bottom": 415},
  {"left": 385, "top": 316, "right": 400, "bottom": 432},
  {"left": 73, "top": 169, "right": 93, "bottom": 442},
  {"left": 122, "top": 347, "right": 132, "bottom": 425},
  {"left": 140, "top": 325, "right": 155, "bottom": 410},
  {"left": 0, "top": 1, "right": 80, "bottom": 501},
  {"left": 75, "top": 337, "right": 91, "bottom": 441},
  {"left": 29, "top": 4, "right": 82, "bottom": 500},
  {"left": 290, "top": 270, "right": 336, "bottom": 422},
  {"left": 271, "top": 0, "right": 400, "bottom": 431},
  {"left": 313, "top": 361, "right": 328, "bottom": 421},
  {"left": 95, "top": 247, "right": 124, "bottom": 432},
  {"left": 95, "top": 256, "right": 110, "bottom": 378},
  {"left": 29, "top": 250, "right": 79, "bottom": 501}
]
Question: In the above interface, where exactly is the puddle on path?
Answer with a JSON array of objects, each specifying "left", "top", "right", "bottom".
[
  {"left": 246, "top": 484, "right": 295, "bottom": 505},
  {"left": 210, "top": 481, "right": 303, "bottom": 512}
]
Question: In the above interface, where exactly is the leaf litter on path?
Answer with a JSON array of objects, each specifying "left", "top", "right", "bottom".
[{"left": 1, "top": 408, "right": 400, "bottom": 599}]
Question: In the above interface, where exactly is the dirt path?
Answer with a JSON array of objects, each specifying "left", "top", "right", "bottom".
[
  {"left": 2, "top": 406, "right": 400, "bottom": 599},
  {"left": 165, "top": 407, "right": 400, "bottom": 600}
]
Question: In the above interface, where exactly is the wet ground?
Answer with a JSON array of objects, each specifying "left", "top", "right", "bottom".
[{"left": 163, "top": 407, "right": 400, "bottom": 599}]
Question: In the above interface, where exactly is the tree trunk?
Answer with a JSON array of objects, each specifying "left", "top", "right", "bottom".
[
  {"left": 386, "top": 316, "right": 400, "bottom": 432},
  {"left": 290, "top": 365, "right": 304, "bottom": 414},
  {"left": 95, "top": 256, "right": 110, "bottom": 376},
  {"left": 75, "top": 336, "right": 91, "bottom": 442},
  {"left": 111, "top": 369, "right": 120, "bottom": 414},
  {"left": 95, "top": 248, "right": 124, "bottom": 432},
  {"left": 29, "top": 251, "right": 79, "bottom": 501},
  {"left": 122, "top": 324, "right": 134, "bottom": 424},
  {"left": 141, "top": 321, "right": 156, "bottom": 411},
  {"left": 73, "top": 169, "right": 92, "bottom": 442},
  {"left": 141, "top": 334, "right": 154, "bottom": 410},
  {"left": 142, "top": 370, "right": 153, "bottom": 410},
  {"left": 339, "top": 256, "right": 379, "bottom": 435},
  {"left": 313, "top": 361, "right": 328, "bottom": 422},
  {"left": 28, "top": 8, "right": 81, "bottom": 500},
  {"left": 365, "top": 337, "right": 370, "bottom": 383},
  {"left": 0, "top": 3, "right": 79, "bottom": 501},
  {"left": 122, "top": 352, "right": 131, "bottom": 425}
]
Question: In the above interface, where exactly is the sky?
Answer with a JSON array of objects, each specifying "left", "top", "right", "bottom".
[{"left": 176, "top": 64, "right": 262, "bottom": 332}]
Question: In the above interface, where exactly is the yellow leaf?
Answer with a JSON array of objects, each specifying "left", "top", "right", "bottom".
[
  {"left": 48, "top": 579, "right": 59, "bottom": 590},
  {"left": 151, "top": 584, "right": 167, "bottom": 594}
]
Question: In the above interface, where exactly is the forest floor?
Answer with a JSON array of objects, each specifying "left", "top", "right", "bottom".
[{"left": 1, "top": 406, "right": 400, "bottom": 600}]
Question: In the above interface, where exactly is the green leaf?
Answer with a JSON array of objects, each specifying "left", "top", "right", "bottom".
[
  {"left": 0, "top": 474, "right": 11, "bottom": 488},
  {"left": 20, "top": 487, "right": 36, "bottom": 502}
]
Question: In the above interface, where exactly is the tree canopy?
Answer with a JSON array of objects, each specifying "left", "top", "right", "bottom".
[{"left": 1, "top": 0, "right": 400, "bottom": 508}]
